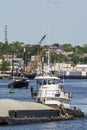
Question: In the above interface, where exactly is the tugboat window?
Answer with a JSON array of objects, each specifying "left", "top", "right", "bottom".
[
  {"left": 43, "top": 80, "right": 46, "bottom": 85},
  {"left": 48, "top": 80, "right": 52, "bottom": 84},
  {"left": 37, "top": 80, "right": 42, "bottom": 85}
]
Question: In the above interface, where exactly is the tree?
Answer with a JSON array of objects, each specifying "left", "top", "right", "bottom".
[
  {"left": 71, "top": 55, "right": 80, "bottom": 64},
  {"left": 52, "top": 43, "right": 59, "bottom": 47},
  {"left": 51, "top": 53, "right": 68, "bottom": 63},
  {"left": 0, "top": 60, "right": 10, "bottom": 71},
  {"left": 63, "top": 44, "right": 73, "bottom": 52}
]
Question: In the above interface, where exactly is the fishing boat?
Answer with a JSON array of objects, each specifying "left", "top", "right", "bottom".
[
  {"left": 8, "top": 48, "right": 30, "bottom": 89},
  {"left": 8, "top": 76, "right": 29, "bottom": 89}
]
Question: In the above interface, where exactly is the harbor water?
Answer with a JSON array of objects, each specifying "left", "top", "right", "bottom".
[{"left": 0, "top": 79, "right": 87, "bottom": 130}]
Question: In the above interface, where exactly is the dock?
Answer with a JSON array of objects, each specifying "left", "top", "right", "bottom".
[{"left": 0, "top": 99, "right": 84, "bottom": 125}]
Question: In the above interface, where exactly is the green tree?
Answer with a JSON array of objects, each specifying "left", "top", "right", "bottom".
[
  {"left": 71, "top": 55, "right": 80, "bottom": 64},
  {"left": 51, "top": 53, "right": 68, "bottom": 63},
  {"left": 0, "top": 60, "right": 10, "bottom": 71},
  {"left": 63, "top": 44, "right": 73, "bottom": 52},
  {"left": 52, "top": 43, "right": 59, "bottom": 47}
]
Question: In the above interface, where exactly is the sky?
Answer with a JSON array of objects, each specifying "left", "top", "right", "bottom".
[{"left": 0, "top": 0, "right": 87, "bottom": 46}]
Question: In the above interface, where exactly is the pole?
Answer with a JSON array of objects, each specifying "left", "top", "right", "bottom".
[
  {"left": 11, "top": 51, "right": 14, "bottom": 78},
  {"left": 24, "top": 48, "right": 26, "bottom": 73}
]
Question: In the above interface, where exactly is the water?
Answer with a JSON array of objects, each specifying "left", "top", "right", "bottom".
[{"left": 0, "top": 79, "right": 87, "bottom": 130}]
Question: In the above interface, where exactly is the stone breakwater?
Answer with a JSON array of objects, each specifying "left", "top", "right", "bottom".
[{"left": 0, "top": 99, "right": 84, "bottom": 125}]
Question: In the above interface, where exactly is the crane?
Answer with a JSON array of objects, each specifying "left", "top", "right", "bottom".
[{"left": 26, "top": 35, "right": 47, "bottom": 74}]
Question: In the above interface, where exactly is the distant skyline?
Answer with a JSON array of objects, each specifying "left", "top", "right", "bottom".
[{"left": 0, "top": 0, "right": 87, "bottom": 46}]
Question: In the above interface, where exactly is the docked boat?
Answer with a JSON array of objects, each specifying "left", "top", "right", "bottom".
[
  {"left": 8, "top": 76, "right": 29, "bottom": 89},
  {"left": 31, "top": 75, "right": 72, "bottom": 109}
]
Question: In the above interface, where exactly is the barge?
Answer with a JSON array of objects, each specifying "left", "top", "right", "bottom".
[{"left": 0, "top": 99, "right": 84, "bottom": 125}]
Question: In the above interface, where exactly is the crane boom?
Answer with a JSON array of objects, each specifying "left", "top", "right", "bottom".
[{"left": 38, "top": 35, "right": 46, "bottom": 45}]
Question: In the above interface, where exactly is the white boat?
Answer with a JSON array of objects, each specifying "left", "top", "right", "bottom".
[
  {"left": 30, "top": 47, "right": 71, "bottom": 108},
  {"left": 31, "top": 75, "right": 72, "bottom": 109}
]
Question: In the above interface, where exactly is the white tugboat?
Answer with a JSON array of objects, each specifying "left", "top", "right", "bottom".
[
  {"left": 31, "top": 49, "right": 71, "bottom": 109},
  {"left": 31, "top": 75, "right": 71, "bottom": 109}
]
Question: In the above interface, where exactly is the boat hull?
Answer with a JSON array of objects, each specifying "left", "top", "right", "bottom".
[{"left": 8, "top": 80, "right": 29, "bottom": 89}]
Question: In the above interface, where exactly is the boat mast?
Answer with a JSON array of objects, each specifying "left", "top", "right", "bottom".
[
  {"left": 11, "top": 51, "right": 14, "bottom": 78},
  {"left": 47, "top": 49, "right": 50, "bottom": 73},
  {"left": 23, "top": 48, "right": 26, "bottom": 74}
]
